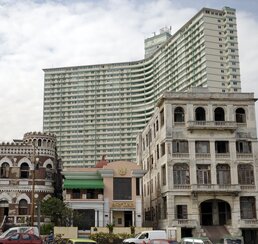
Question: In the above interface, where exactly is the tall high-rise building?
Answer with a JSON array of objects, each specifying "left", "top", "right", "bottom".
[{"left": 43, "top": 7, "right": 241, "bottom": 167}]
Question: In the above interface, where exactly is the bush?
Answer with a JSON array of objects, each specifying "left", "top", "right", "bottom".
[
  {"left": 40, "top": 223, "right": 54, "bottom": 235},
  {"left": 90, "top": 232, "right": 134, "bottom": 244}
]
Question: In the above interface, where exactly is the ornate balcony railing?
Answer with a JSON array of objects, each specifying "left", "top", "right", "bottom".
[
  {"left": 187, "top": 121, "right": 237, "bottom": 132},
  {"left": 191, "top": 184, "right": 241, "bottom": 193},
  {"left": 172, "top": 219, "right": 198, "bottom": 227}
]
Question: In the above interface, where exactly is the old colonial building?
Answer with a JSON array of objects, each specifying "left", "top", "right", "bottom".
[
  {"left": 62, "top": 158, "right": 146, "bottom": 230},
  {"left": 136, "top": 89, "right": 258, "bottom": 243},
  {"left": 0, "top": 132, "right": 59, "bottom": 229}
]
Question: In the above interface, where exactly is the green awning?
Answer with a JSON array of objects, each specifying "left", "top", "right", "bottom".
[{"left": 64, "top": 179, "right": 104, "bottom": 189}]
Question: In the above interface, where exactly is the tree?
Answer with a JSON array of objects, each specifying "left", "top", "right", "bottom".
[{"left": 41, "top": 197, "right": 72, "bottom": 226}]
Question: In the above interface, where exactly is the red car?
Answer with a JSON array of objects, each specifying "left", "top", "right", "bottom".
[{"left": 0, "top": 233, "right": 43, "bottom": 244}]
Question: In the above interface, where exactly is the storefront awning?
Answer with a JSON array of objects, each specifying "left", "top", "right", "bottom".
[{"left": 63, "top": 179, "right": 104, "bottom": 189}]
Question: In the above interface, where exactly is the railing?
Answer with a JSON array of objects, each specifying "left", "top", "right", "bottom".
[
  {"left": 187, "top": 121, "right": 237, "bottom": 131},
  {"left": 215, "top": 153, "right": 230, "bottom": 158},
  {"left": 173, "top": 184, "right": 191, "bottom": 190},
  {"left": 239, "top": 219, "right": 258, "bottom": 227},
  {"left": 191, "top": 184, "right": 241, "bottom": 192},
  {"left": 236, "top": 153, "right": 253, "bottom": 159},
  {"left": 195, "top": 153, "right": 211, "bottom": 158},
  {"left": 240, "top": 185, "right": 256, "bottom": 190},
  {"left": 172, "top": 153, "right": 189, "bottom": 158},
  {"left": 172, "top": 219, "right": 198, "bottom": 227}
]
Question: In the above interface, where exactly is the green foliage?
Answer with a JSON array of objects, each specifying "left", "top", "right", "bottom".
[
  {"left": 40, "top": 223, "right": 54, "bottom": 235},
  {"left": 90, "top": 232, "right": 133, "bottom": 244},
  {"left": 130, "top": 225, "right": 135, "bottom": 235},
  {"left": 106, "top": 223, "right": 114, "bottom": 234},
  {"left": 40, "top": 197, "right": 72, "bottom": 226}
]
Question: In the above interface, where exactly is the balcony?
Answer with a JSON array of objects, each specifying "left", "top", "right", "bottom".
[
  {"left": 172, "top": 219, "right": 198, "bottom": 228},
  {"left": 191, "top": 184, "right": 241, "bottom": 195},
  {"left": 172, "top": 153, "right": 189, "bottom": 159},
  {"left": 236, "top": 153, "right": 253, "bottom": 159},
  {"left": 187, "top": 121, "right": 237, "bottom": 132},
  {"left": 239, "top": 219, "right": 258, "bottom": 228},
  {"left": 195, "top": 153, "right": 211, "bottom": 159},
  {"left": 215, "top": 153, "right": 230, "bottom": 159}
]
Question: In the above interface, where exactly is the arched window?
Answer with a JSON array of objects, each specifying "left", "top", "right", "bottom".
[
  {"left": 174, "top": 107, "right": 185, "bottom": 123},
  {"left": 217, "top": 164, "right": 231, "bottom": 185},
  {"left": 238, "top": 164, "right": 254, "bottom": 185},
  {"left": 173, "top": 163, "right": 190, "bottom": 185},
  {"left": 0, "top": 162, "right": 10, "bottom": 178},
  {"left": 18, "top": 199, "right": 28, "bottom": 215},
  {"left": 20, "top": 163, "right": 29, "bottom": 179},
  {"left": 45, "top": 164, "right": 53, "bottom": 180},
  {"left": 195, "top": 107, "right": 206, "bottom": 121},
  {"left": 214, "top": 107, "right": 225, "bottom": 121},
  {"left": 38, "top": 139, "right": 42, "bottom": 147},
  {"left": 236, "top": 108, "right": 246, "bottom": 123}
]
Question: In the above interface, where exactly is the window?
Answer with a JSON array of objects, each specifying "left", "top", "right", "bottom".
[
  {"left": 240, "top": 197, "right": 256, "bottom": 219},
  {"left": 161, "top": 142, "right": 165, "bottom": 156},
  {"left": 236, "top": 141, "right": 252, "bottom": 153},
  {"left": 20, "top": 163, "right": 29, "bottom": 179},
  {"left": 176, "top": 205, "right": 188, "bottom": 219},
  {"left": 136, "top": 178, "right": 140, "bottom": 196},
  {"left": 173, "top": 164, "right": 190, "bottom": 185},
  {"left": 45, "top": 164, "right": 53, "bottom": 180},
  {"left": 195, "top": 107, "right": 206, "bottom": 121},
  {"left": 236, "top": 108, "right": 246, "bottom": 123},
  {"left": 215, "top": 141, "right": 229, "bottom": 153},
  {"left": 174, "top": 107, "right": 185, "bottom": 122},
  {"left": 197, "top": 165, "right": 211, "bottom": 185},
  {"left": 160, "top": 109, "right": 164, "bottom": 127},
  {"left": 172, "top": 140, "right": 188, "bottom": 153},
  {"left": 195, "top": 141, "right": 210, "bottom": 153},
  {"left": 0, "top": 162, "right": 10, "bottom": 178},
  {"left": 214, "top": 107, "right": 225, "bottom": 121},
  {"left": 162, "top": 165, "right": 166, "bottom": 185},
  {"left": 162, "top": 196, "right": 167, "bottom": 219},
  {"left": 18, "top": 199, "right": 28, "bottom": 215},
  {"left": 72, "top": 189, "right": 80, "bottom": 199},
  {"left": 238, "top": 164, "right": 254, "bottom": 185},
  {"left": 113, "top": 178, "right": 131, "bottom": 200},
  {"left": 217, "top": 164, "right": 231, "bottom": 185}
]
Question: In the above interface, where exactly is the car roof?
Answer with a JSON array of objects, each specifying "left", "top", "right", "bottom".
[{"left": 68, "top": 239, "right": 96, "bottom": 243}]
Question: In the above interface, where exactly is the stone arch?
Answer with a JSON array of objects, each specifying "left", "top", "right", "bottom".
[
  {"left": 16, "top": 193, "right": 31, "bottom": 204},
  {"left": 0, "top": 192, "right": 12, "bottom": 204},
  {"left": 17, "top": 157, "right": 32, "bottom": 169},
  {"left": 0, "top": 157, "right": 13, "bottom": 167},
  {"left": 199, "top": 198, "right": 231, "bottom": 226},
  {"left": 43, "top": 159, "right": 54, "bottom": 168}
]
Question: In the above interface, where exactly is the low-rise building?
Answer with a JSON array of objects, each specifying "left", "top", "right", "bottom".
[
  {"left": 62, "top": 158, "right": 146, "bottom": 230},
  {"left": 136, "top": 89, "right": 258, "bottom": 243},
  {"left": 0, "top": 132, "right": 59, "bottom": 228}
]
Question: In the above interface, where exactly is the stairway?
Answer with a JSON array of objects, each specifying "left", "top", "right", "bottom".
[{"left": 202, "top": 226, "right": 229, "bottom": 244}]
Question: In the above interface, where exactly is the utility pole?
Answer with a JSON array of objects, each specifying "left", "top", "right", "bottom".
[{"left": 30, "top": 141, "right": 37, "bottom": 226}]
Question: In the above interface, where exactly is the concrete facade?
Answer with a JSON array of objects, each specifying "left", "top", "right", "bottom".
[
  {"left": 136, "top": 90, "right": 258, "bottom": 242},
  {"left": 62, "top": 160, "right": 146, "bottom": 230},
  {"left": 43, "top": 7, "right": 241, "bottom": 167}
]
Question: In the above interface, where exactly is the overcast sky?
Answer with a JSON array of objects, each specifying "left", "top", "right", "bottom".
[{"left": 0, "top": 0, "right": 258, "bottom": 141}]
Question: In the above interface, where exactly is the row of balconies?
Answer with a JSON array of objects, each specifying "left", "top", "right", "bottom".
[
  {"left": 171, "top": 218, "right": 258, "bottom": 228},
  {"left": 172, "top": 152, "right": 253, "bottom": 159},
  {"left": 173, "top": 184, "right": 255, "bottom": 192}
]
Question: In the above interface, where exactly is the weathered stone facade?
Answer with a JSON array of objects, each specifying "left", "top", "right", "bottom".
[
  {"left": 0, "top": 132, "right": 59, "bottom": 228},
  {"left": 137, "top": 89, "right": 258, "bottom": 243}
]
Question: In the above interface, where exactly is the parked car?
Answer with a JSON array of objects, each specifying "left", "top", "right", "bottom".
[
  {"left": 123, "top": 230, "right": 167, "bottom": 244},
  {"left": 0, "top": 233, "right": 43, "bottom": 244},
  {"left": 180, "top": 237, "right": 212, "bottom": 244},
  {"left": 67, "top": 238, "right": 96, "bottom": 244},
  {"left": 0, "top": 226, "right": 39, "bottom": 239},
  {"left": 146, "top": 239, "right": 178, "bottom": 244}
]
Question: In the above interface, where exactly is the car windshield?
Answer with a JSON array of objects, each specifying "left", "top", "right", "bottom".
[{"left": 225, "top": 239, "right": 242, "bottom": 244}]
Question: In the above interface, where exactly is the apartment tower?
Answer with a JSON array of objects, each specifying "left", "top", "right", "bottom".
[{"left": 43, "top": 7, "right": 241, "bottom": 166}]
